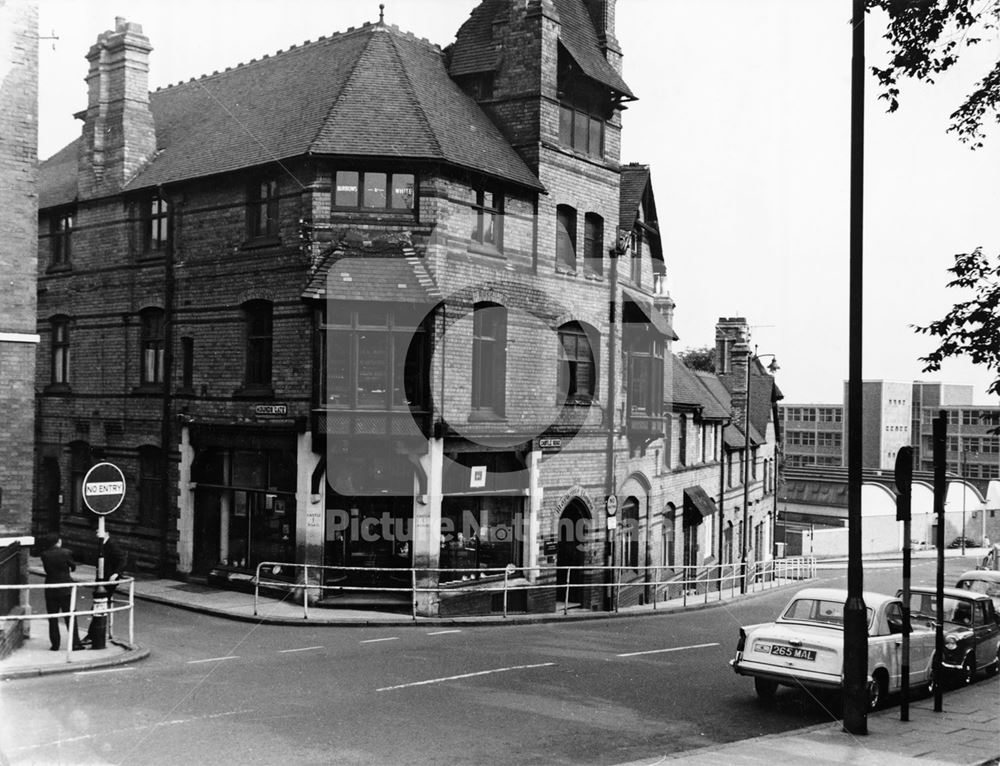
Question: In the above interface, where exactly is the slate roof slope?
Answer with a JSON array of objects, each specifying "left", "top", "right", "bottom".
[
  {"left": 448, "top": 0, "right": 634, "bottom": 98},
  {"left": 619, "top": 163, "right": 649, "bottom": 232},
  {"left": 39, "top": 21, "right": 541, "bottom": 208},
  {"left": 448, "top": 0, "right": 508, "bottom": 76},
  {"left": 39, "top": 139, "right": 81, "bottom": 210},
  {"left": 553, "top": 0, "right": 634, "bottom": 99}
]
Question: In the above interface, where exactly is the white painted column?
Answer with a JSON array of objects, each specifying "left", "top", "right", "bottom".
[
  {"left": 175, "top": 425, "right": 195, "bottom": 573},
  {"left": 296, "top": 430, "right": 324, "bottom": 566},
  {"left": 526, "top": 449, "right": 542, "bottom": 581},
  {"left": 413, "top": 437, "right": 443, "bottom": 616}
]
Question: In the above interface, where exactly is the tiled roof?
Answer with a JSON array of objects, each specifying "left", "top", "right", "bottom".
[
  {"left": 688, "top": 369, "right": 732, "bottom": 420},
  {"left": 619, "top": 164, "right": 649, "bottom": 231},
  {"left": 40, "top": 22, "right": 542, "bottom": 208},
  {"left": 553, "top": 0, "right": 634, "bottom": 98},
  {"left": 665, "top": 355, "right": 706, "bottom": 410},
  {"left": 38, "top": 139, "right": 80, "bottom": 210},
  {"left": 448, "top": 0, "right": 508, "bottom": 76},
  {"left": 622, "top": 288, "right": 678, "bottom": 340}
]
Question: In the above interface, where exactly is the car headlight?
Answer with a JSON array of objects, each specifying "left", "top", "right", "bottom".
[{"left": 944, "top": 634, "right": 958, "bottom": 651}]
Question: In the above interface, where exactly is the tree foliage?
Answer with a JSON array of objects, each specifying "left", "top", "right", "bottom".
[
  {"left": 868, "top": 0, "right": 1000, "bottom": 147},
  {"left": 915, "top": 248, "right": 1000, "bottom": 397},
  {"left": 678, "top": 346, "right": 716, "bottom": 373}
]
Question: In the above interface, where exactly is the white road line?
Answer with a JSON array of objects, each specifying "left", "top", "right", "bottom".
[
  {"left": 616, "top": 642, "right": 720, "bottom": 658},
  {"left": 426, "top": 629, "right": 462, "bottom": 636},
  {"left": 278, "top": 646, "right": 324, "bottom": 653},
  {"left": 73, "top": 667, "right": 135, "bottom": 676},
  {"left": 376, "top": 662, "right": 556, "bottom": 692},
  {"left": 360, "top": 637, "right": 399, "bottom": 644},
  {"left": 187, "top": 655, "right": 240, "bottom": 664}
]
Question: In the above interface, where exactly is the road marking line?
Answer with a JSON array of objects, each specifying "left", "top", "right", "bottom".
[
  {"left": 187, "top": 656, "right": 240, "bottom": 664},
  {"left": 73, "top": 667, "right": 135, "bottom": 676},
  {"left": 376, "top": 662, "right": 556, "bottom": 692},
  {"left": 360, "top": 637, "right": 399, "bottom": 644},
  {"left": 278, "top": 646, "right": 324, "bottom": 653},
  {"left": 616, "top": 642, "right": 720, "bottom": 658},
  {"left": 426, "top": 629, "right": 462, "bottom": 636}
]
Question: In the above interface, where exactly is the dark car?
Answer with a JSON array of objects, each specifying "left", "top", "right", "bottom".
[
  {"left": 956, "top": 569, "right": 1000, "bottom": 613},
  {"left": 899, "top": 586, "right": 1000, "bottom": 685},
  {"left": 948, "top": 536, "right": 979, "bottom": 549}
]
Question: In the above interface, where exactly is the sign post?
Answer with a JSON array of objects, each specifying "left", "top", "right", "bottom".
[
  {"left": 895, "top": 446, "right": 913, "bottom": 721},
  {"left": 82, "top": 462, "right": 126, "bottom": 650}
]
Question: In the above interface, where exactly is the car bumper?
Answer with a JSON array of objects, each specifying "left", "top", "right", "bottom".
[{"left": 731, "top": 657, "right": 843, "bottom": 690}]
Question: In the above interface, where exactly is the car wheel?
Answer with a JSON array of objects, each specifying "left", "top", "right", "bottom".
[
  {"left": 754, "top": 677, "right": 778, "bottom": 702},
  {"left": 867, "top": 672, "right": 887, "bottom": 711},
  {"left": 989, "top": 647, "right": 1000, "bottom": 676},
  {"left": 959, "top": 656, "right": 975, "bottom": 686}
]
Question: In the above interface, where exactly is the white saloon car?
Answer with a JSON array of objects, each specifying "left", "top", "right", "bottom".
[{"left": 730, "top": 588, "right": 937, "bottom": 708}]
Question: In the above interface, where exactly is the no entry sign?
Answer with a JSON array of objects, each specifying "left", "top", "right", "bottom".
[{"left": 82, "top": 462, "right": 126, "bottom": 515}]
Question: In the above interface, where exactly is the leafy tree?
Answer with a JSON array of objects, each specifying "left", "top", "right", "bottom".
[
  {"left": 678, "top": 346, "right": 716, "bottom": 373},
  {"left": 868, "top": 0, "right": 1000, "bottom": 148},
  {"left": 914, "top": 248, "right": 1000, "bottom": 397}
]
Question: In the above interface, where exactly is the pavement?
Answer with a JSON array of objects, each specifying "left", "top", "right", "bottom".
[{"left": 1, "top": 550, "right": 996, "bottom": 765}]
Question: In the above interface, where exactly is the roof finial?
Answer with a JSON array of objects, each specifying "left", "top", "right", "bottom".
[{"left": 379, "top": 4, "right": 385, "bottom": 23}]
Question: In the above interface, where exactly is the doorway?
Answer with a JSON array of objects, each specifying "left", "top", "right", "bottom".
[{"left": 556, "top": 499, "right": 590, "bottom": 607}]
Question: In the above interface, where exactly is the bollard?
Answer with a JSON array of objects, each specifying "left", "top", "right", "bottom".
[{"left": 89, "top": 584, "right": 110, "bottom": 649}]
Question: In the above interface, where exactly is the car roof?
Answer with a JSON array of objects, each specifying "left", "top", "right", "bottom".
[
  {"left": 957, "top": 570, "right": 1000, "bottom": 583},
  {"left": 786, "top": 587, "right": 897, "bottom": 608},
  {"left": 908, "top": 585, "right": 992, "bottom": 601}
]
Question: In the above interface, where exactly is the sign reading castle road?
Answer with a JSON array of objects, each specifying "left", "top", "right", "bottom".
[{"left": 82, "top": 462, "right": 126, "bottom": 515}]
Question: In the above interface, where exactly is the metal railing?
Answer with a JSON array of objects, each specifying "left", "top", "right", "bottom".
[
  {"left": 253, "top": 557, "right": 816, "bottom": 620},
  {"left": 0, "top": 577, "right": 136, "bottom": 663}
]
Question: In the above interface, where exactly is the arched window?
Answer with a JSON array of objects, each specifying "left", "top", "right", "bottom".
[
  {"left": 556, "top": 205, "right": 577, "bottom": 270},
  {"left": 557, "top": 322, "right": 597, "bottom": 404},
  {"left": 472, "top": 302, "right": 506, "bottom": 416},
  {"left": 243, "top": 300, "right": 273, "bottom": 389},
  {"left": 620, "top": 497, "right": 640, "bottom": 568},
  {"left": 140, "top": 307, "right": 165, "bottom": 385}
]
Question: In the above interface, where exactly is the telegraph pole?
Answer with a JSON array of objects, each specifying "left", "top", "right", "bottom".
[{"left": 842, "top": 0, "right": 868, "bottom": 735}]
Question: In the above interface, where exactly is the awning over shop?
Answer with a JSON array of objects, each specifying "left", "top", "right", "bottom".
[
  {"left": 683, "top": 485, "right": 718, "bottom": 526},
  {"left": 622, "top": 288, "right": 678, "bottom": 340}
]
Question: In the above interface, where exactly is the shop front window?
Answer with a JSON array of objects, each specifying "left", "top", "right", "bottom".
[{"left": 440, "top": 497, "right": 523, "bottom": 580}]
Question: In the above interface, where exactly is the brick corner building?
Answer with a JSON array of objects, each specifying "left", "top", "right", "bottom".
[{"left": 35, "top": 1, "right": 782, "bottom": 615}]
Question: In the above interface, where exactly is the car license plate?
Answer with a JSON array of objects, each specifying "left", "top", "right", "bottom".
[{"left": 770, "top": 645, "right": 816, "bottom": 661}]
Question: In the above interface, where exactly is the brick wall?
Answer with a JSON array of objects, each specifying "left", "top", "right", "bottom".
[{"left": 0, "top": 0, "right": 39, "bottom": 539}]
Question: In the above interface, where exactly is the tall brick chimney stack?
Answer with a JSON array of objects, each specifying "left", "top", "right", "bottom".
[
  {"left": 78, "top": 17, "right": 155, "bottom": 198},
  {"left": 716, "top": 317, "right": 752, "bottom": 433},
  {"left": 582, "top": 0, "right": 622, "bottom": 72}
]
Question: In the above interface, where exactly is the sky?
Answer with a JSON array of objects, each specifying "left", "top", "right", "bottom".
[{"left": 35, "top": 0, "right": 1000, "bottom": 405}]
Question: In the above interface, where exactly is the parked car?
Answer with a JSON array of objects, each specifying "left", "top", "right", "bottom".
[
  {"left": 730, "top": 588, "right": 936, "bottom": 708},
  {"left": 947, "top": 536, "right": 979, "bottom": 549},
  {"left": 899, "top": 586, "right": 1000, "bottom": 685},
  {"left": 955, "top": 569, "right": 1000, "bottom": 613}
]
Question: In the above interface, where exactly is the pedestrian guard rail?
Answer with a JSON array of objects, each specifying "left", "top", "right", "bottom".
[
  {"left": 253, "top": 557, "right": 816, "bottom": 620},
  {"left": 0, "top": 577, "right": 137, "bottom": 663}
]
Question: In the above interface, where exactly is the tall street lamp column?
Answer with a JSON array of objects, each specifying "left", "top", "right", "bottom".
[{"left": 740, "top": 345, "right": 778, "bottom": 595}]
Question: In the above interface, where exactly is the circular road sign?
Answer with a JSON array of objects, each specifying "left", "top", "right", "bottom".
[
  {"left": 606, "top": 495, "right": 619, "bottom": 516},
  {"left": 82, "top": 462, "right": 126, "bottom": 515}
]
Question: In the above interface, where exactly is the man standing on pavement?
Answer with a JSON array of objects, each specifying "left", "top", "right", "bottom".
[{"left": 40, "top": 534, "right": 84, "bottom": 651}]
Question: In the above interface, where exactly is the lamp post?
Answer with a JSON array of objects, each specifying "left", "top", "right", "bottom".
[
  {"left": 961, "top": 446, "right": 968, "bottom": 555},
  {"left": 741, "top": 345, "right": 779, "bottom": 594}
]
